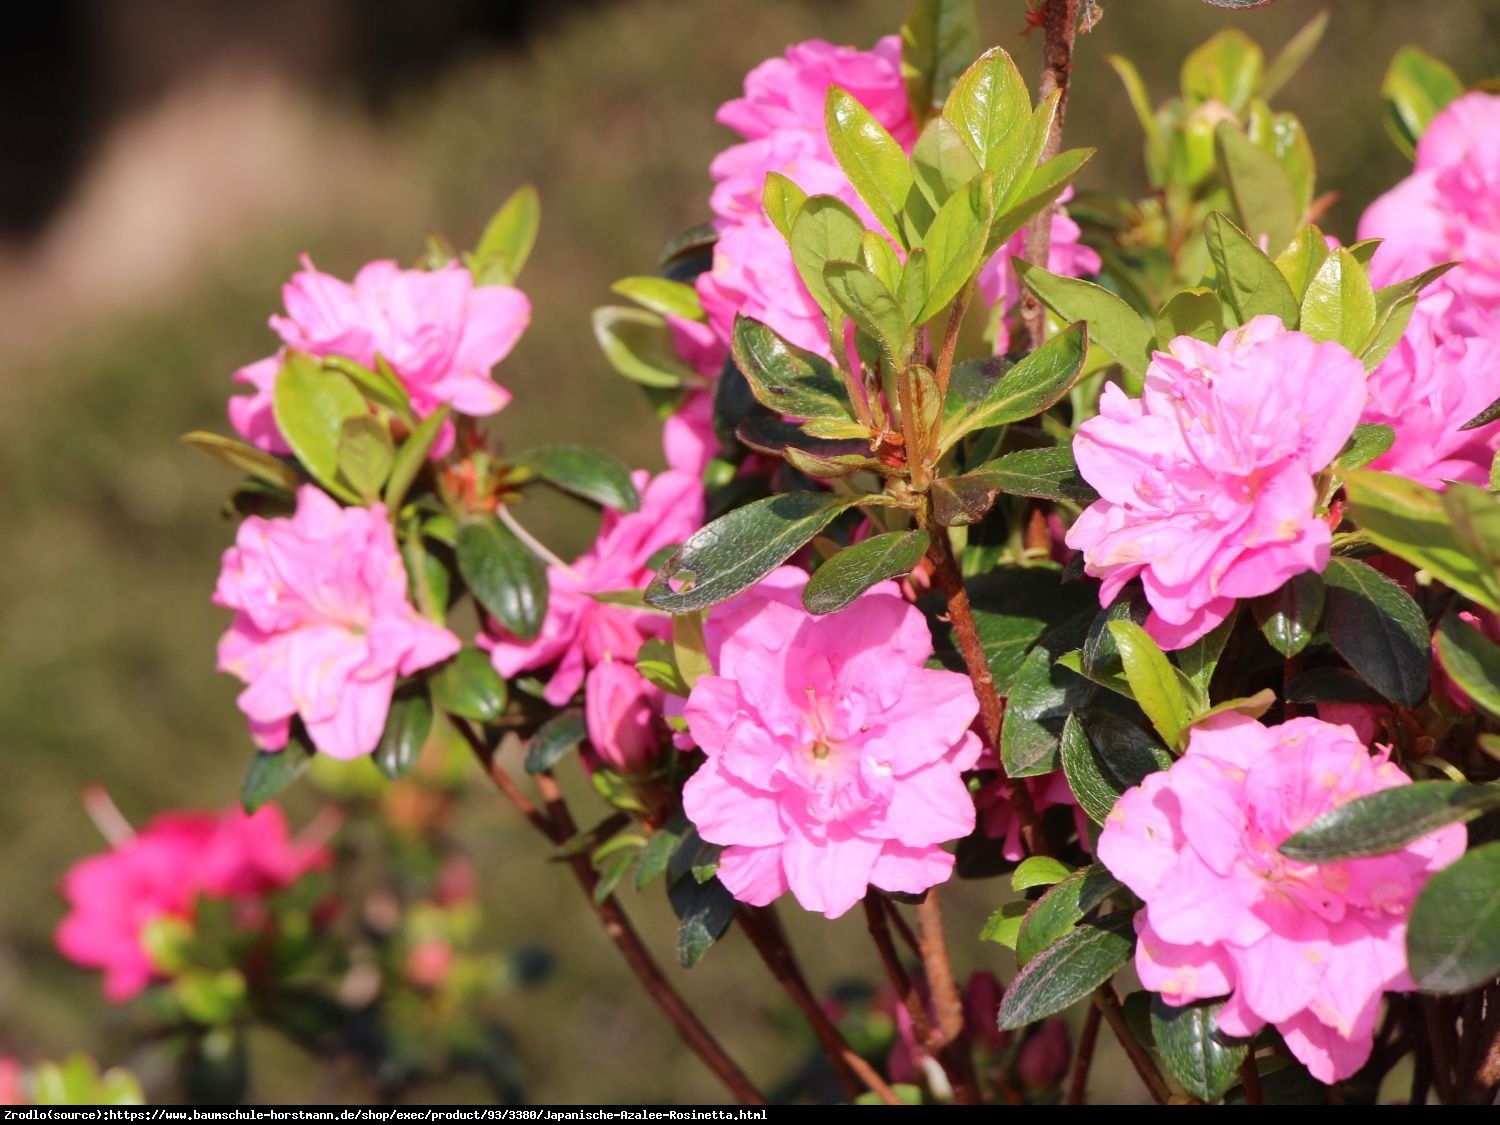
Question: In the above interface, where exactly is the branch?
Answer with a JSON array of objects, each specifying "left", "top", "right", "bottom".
[
  {"left": 1020, "top": 0, "right": 1082, "bottom": 352},
  {"left": 1064, "top": 1002, "right": 1102, "bottom": 1105},
  {"left": 1093, "top": 982, "right": 1171, "bottom": 1105},
  {"left": 862, "top": 895, "right": 934, "bottom": 1050},
  {"left": 916, "top": 892, "right": 980, "bottom": 1104}
]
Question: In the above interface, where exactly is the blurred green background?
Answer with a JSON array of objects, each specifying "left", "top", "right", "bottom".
[{"left": 3, "top": 0, "right": 1498, "bottom": 1104}]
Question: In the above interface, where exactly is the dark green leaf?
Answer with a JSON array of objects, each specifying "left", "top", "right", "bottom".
[
  {"left": 1407, "top": 841, "right": 1500, "bottom": 993},
  {"left": 804, "top": 531, "right": 929, "bottom": 615},
  {"left": 1062, "top": 710, "right": 1172, "bottom": 825},
  {"left": 1215, "top": 122, "right": 1299, "bottom": 255},
  {"left": 1281, "top": 781, "right": 1500, "bottom": 862},
  {"left": 519, "top": 445, "right": 639, "bottom": 512},
  {"left": 826, "top": 87, "right": 914, "bottom": 243},
  {"left": 998, "top": 913, "right": 1134, "bottom": 1028},
  {"left": 1285, "top": 666, "right": 1387, "bottom": 706},
  {"left": 1336, "top": 423, "right": 1396, "bottom": 472},
  {"left": 471, "top": 183, "right": 540, "bottom": 285},
  {"left": 1015, "top": 865, "right": 1124, "bottom": 965},
  {"left": 635, "top": 813, "right": 689, "bottom": 891},
  {"left": 934, "top": 446, "right": 1096, "bottom": 526},
  {"left": 373, "top": 688, "right": 432, "bottom": 780},
  {"left": 900, "top": 0, "right": 979, "bottom": 117},
  {"left": 647, "top": 493, "right": 862, "bottom": 613},
  {"left": 524, "top": 710, "right": 587, "bottom": 774},
  {"left": 1151, "top": 997, "right": 1249, "bottom": 1102},
  {"left": 179, "top": 431, "right": 301, "bottom": 492},
  {"left": 1322, "top": 556, "right": 1430, "bottom": 707},
  {"left": 1002, "top": 610, "right": 1096, "bottom": 776},
  {"left": 1204, "top": 212, "right": 1300, "bottom": 329},
  {"left": 669, "top": 875, "right": 738, "bottom": 969},
  {"left": 1436, "top": 612, "right": 1500, "bottom": 719},
  {"left": 592, "top": 307, "right": 695, "bottom": 389},
  {"left": 1177, "top": 609, "right": 1237, "bottom": 697},
  {"left": 1252, "top": 572, "right": 1325, "bottom": 658},
  {"left": 242, "top": 738, "right": 312, "bottom": 813},
  {"left": 1108, "top": 620, "right": 1192, "bottom": 749},
  {"left": 272, "top": 351, "right": 366, "bottom": 501},
  {"left": 1015, "top": 263, "right": 1150, "bottom": 385},
  {"left": 383, "top": 405, "right": 448, "bottom": 513},
  {"left": 940, "top": 323, "right": 1087, "bottom": 451},
  {"left": 456, "top": 515, "right": 549, "bottom": 640},
  {"left": 430, "top": 648, "right": 509, "bottom": 723},
  {"left": 1154, "top": 288, "right": 1225, "bottom": 346}
]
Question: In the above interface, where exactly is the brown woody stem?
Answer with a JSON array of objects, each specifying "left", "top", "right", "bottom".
[
  {"left": 1093, "top": 982, "right": 1171, "bottom": 1105},
  {"left": 1065, "top": 1002, "right": 1103, "bottom": 1105},
  {"left": 916, "top": 892, "right": 980, "bottom": 1104},
  {"left": 863, "top": 895, "right": 935, "bottom": 1050}
]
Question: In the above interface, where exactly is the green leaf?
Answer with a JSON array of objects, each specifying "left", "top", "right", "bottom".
[
  {"left": 900, "top": 247, "right": 930, "bottom": 324},
  {"left": 325, "top": 355, "right": 412, "bottom": 419},
  {"left": 373, "top": 688, "right": 432, "bottom": 780},
  {"left": 1276, "top": 226, "right": 1332, "bottom": 303},
  {"left": 910, "top": 116, "right": 983, "bottom": 210},
  {"left": 940, "top": 322, "right": 1087, "bottom": 451},
  {"left": 635, "top": 636, "right": 688, "bottom": 697},
  {"left": 1322, "top": 556, "right": 1430, "bottom": 707},
  {"left": 1281, "top": 781, "right": 1500, "bottom": 862},
  {"left": 918, "top": 172, "right": 994, "bottom": 322},
  {"left": 1177, "top": 609, "right": 1237, "bottom": 698},
  {"left": 1407, "top": 841, "right": 1500, "bottom": 994},
  {"left": 803, "top": 531, "right": 929, "bottom": 615},
  {"left": 998, "top": 913, "right": 1135, "bottom": 1029},
  {"left": 429, "top": 648, "right": 508, "bottom": 723},
  {"left": 383, "top": 404, "right": 448, "bottom": 513},
  {"left": 1182, "top": 29, "right": 1264, "bottom": 114},
  {"left": 1154, "top": 288, "right": 1225, "bottom": 346},
  {"left": 470, "top": 183, "right": 540, "bottom": 285},
  {"left": 610, "top": 276, "right": 703, "bottom": 321},
  {"left": 242, "top": 738, "right": 312, "bottom": 813},
  {"left": 456, "top": 515, "right": 549, "bottom": 640},
  {"left": 940, "top": 447, "right": 1097, "bottom": 522},
  {"left": 824, "top": 259, "right": 908, "bottom": 363},
  {"left": 790, "top": 196, "right": 867, "bottom": 323},
  {"left": 980, "top": 901, "right": 1030, "bottom": 949},
  {"left": 1260, "top": 11, "right": 1331, "bottom": 101},
  {"left": 1014, "top": 263, "right": 1150, "bottom": 385},
  {"left": 1015, "top": 865, "right": 1123, "bottom": 965},
  {"left": 826, "top": 86, "right": 914, "bottom": 243},
  {"left": 518, "top": 445, "right": 639, "bottom": 512},
  {"left": 1002, "top": 610, "right": 1097, "bottom": 777},
  {"left": 1363, "top": 263, "right": 1458, "bottom": 369},
  {"left": 635, "top": 814, "right": 688, "bottom": 891},
  {"left": 1436, "top": 612, "right": 1500, "bottom": 719},
  {"left": 731, "top": 315, "right": 854, "bottom": 422},
  {"left": 672, "top": 610, "right": 713, "bottom": 693},
  {"left": 1215, "top": 122, "right": 1300, "bottom": 255},
  {"left": 941, "top": 47, "right": 1030, "bottom": 173},
  {"left": 1108, "top": 620, "right": 1193, "bottom": 750},
  {"left": 1252, "top": 572, "right": 1325, "bottom": 658},
  {"left": 272, "top": 351, "right": 367, "bottom": 501},
  {"left": 1344, "top": 471, "right": 1500, "bottom": 612},
  {"left": 988, "top": 148, "right": 1094, "bottom": 254},
  {"left": 1061, "top": 710, "right": 1172, "bottom": 825},
  {"left": 862, "top": 231, "right": 904, "bottom": 293},
  {"left": 336, "top": 414, "right": 394, "bottom": 499},
  {"left": 1336, "top": 423, "right": 1396, "bottom": 472},
  {"left": 1106, "top": 55, "right": 1161, "bottom": 164},
  {"left": 592, "top": 307, "right": 695, "bottom": 389},
  {"left": 647, "top": 493, "right": 862, "bottom": 613},
  {"left": 1300, "top": 248, "right": 1378, "bottom": 351},
  {"left": 1151, "top": 997, "right": 1249, "bottom": 1103},
  {"left": 179, "top": 431, "right": 301, "bottom": 493},
  {"left": 1383, "top": 47, "right": 1464, "bottom": 158},
  {"left": 989, "top": 92, "right": 1062, "bottom": 217},
  {"left": 763, "top": 172, "right": 808, "bottom": 243},
  {"left": 670, "top": 875, "right": 737, "bottom": 969},
  {"left": 1013, "top": 855, "right": 1074, "bottom": 892},
  {"left": 1204, "top": 212, "right": 1300, "bottom": 329},
  {"left": 524, "top": 710, "right": 588, "bottom": 774},
  {"left": 900, "top": 0, "right": 979, "bottom": 117}
]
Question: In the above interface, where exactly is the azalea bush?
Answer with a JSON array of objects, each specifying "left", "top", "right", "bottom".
[{"left": 28, "top": 0, "right": 1500, "bottom": 1107}]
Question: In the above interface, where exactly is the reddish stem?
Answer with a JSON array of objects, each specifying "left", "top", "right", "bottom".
[
  {"left": 1093, "top": 982, "right": 1170, "bottom": 1105},
  {"left": 863, "top": 895, "right": 934, "bottom": 1050},
  {"left": 1065, "top": 1002, "right": 1102, "bottom": 1105},
  {"left": 916, "top": 892, "right": 980, "bottom": 1104}
]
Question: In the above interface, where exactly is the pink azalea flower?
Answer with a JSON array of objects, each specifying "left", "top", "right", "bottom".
[
  {"left": 979, "top": 189, "right": 1102, "bottom": 352},
  {"left": 482, "top": 470, "right": 705, "bottom": 706},
  {"left": 1360, "top": 296, "right": 1500, "bottom": 489},
  {"left": 1097, "top": 714, "right": 1465, "bottom": 1083},
  {"left": 56, "top": 806, "right": 327, "bottom": 1002},
  {"left": 584, "top": 659, "right": 667, "bottom": 774},
  {"left": 680, "top": 567, "right": 982, "bottom": 919},
  {"left": 697, "top": 216, "right": 835, "bottom": 359},
  {"left": 229, "top": 255, "right": 530, "bottom": 454},
  {"left": 215, "top": 486, "right": 461, "bottom": 759},
  {"left": 0, "top": 1058, "right": 22, "bottom": 1106},
  {"left": 1067, "top": 317, "right": 1367, "bottom": 649}
]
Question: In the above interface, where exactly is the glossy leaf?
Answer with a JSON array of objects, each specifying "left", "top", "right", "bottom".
[
  {"left": 271, "top": 352, "right": 366, "bottom": 501},
  {"left": 1013, "top": 856, "right": 1074, "bottom": 892},
  {"left": 763, "top": 172, "right": 808, "bottom": 242},
  {"left": 519, "top": 445, "right": 639, "bottom": 512},
  {"left": 917, "top": 171, "right": 994, "bottom": 322},
  {"left": 1276, "top": 227, "right": 1332, "bottom": 303},
  {"left": 1281, "top": 781, "right": 1500, "bottom": 862},
  {"left": 1436, "top": 612, "right": 1500, "bottom": 719},
  {"left": 592, "top": 307, "right": 694, "bottom": 388},
  {"left": 901, "top": 0, "right": 979, "bottom": 118},
  {"left": 942, "top": 47, "right": 1030, "bottom": 173},
  {"left": 1300, "top": 248, "right": 1378, "bottom": 352},
  {"left": 1252, "top": 572, "right": 1325, "bottom": 658},
  {"left": 790, "top": 196, "right": 866, "bottom": 322},
  {"left": 1014, "top": 865, "right": 1123, "bottom": 965},
  {"left": 1062, "top": 710, "right": 1172, "bottom": 825},
  {"left": 1108, "top": 620, "right": 1192, "bottom": 750},
  {"left": 826, "top": 86, "right": 913, "bottom": 243},
  {"left": 939, "top": 323, "right": 1087, "bottom": 451},
  {"left": 804, "top": 531, "right": 929, "bottom": 615},
  {"left": 1014, "top": 262, "right": 1150, "bottom": 384},
  {"left": 824, "top": 259, "right": 907, "bottom": 362},
  {"left": 373, "top": 688, "right": 432, "bottom": 780},
  {"left": 731, "top": 316, "right": 854, "bottom": 422},
  {"left": 429, "top": 648, "right": 508, "bottom": 724},
  {"left": 1205, "top": 212, "right": 1300, "bottom": 328},
  {"left": 179, "top": 431, "right": 301, "bottom": 493},
  {"left": 1383, "top": 47, "right": 1464, "bottom": 157},
  {"left": 1001, "top": 610, "right": 1096, "bottom": 777},
  {"left": 647, "top": 493, "right": 862, "bottom": 613},
  {"left": 933, "top": 445, "right": 1094, "bottom": 524},
  {"left": 989, "top": 146, "right": 1093, "bottom": 254},
  {"left": 670, "top": 875, "right": 738, "bottom": 969},
  {"left": 1407, "top": 841, "right": 1500, "bottom": 993},
  {"left": 1322, "top": 556, "right": 1430, "bottom": 707},
  {"left": 610, "top": 276, "right": 703, "bottom": 321},
  {"left": 1151, "top": 998, "right": 1248, "bottom": 1102},
  {"left": 456, "top": 515, "right": 549, "bottom": 640},
  {"left": 998, "top": 913, "right": 1134, "bottom": 1028},
  {"left": 525, "top": 710, "right": 588, "bottom": 775},
  {"left": 910, "top": 116, "right": 982, "bottom": 210}
]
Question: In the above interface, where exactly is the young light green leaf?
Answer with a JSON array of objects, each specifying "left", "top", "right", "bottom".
[
  {"left": 731, "top": 315, "right": 854, "bottom": 422},
  {"left": 610, "top": 276, "right": 703, "bottom": 322},
  {"left": 272, "top": 352, "right": 367, "bottom": 502},
  {"left": 1014, "top": 262, "right": 1150, "bottom": 385},
  {"left": 471, "top": 183, "right": 540, "bottom": 285},
  {"left": 1276, "top": 226, "right": 1331, "bottom": 303},
  {"left": 790, "top": 196, "right": 867, "bottom": 322},
  {"left": 997, "top": 914, "right": 1135, "bottom": 1029},
  {"left": 1322, "top": 556, "right": 1430, "bottom": 707},
  {"left": 900, "top": 0, "right": 979, "bottom": 118},
  {"left": 826, "top": 87, "right": 914, "bottom": 244},
  {"left": 939, "top": 323, "right": 1087, "bottom": 451},
  {"left": 763, "top": 172, "right": 808, "bottom": 243},
  {"left": 918, "top": 172, "right": 993, "bottom": 322},
  {"left": 1362, "top": 262, "right": 1457, "bottom": 369},
  {"left": 1260, "top": 10, "right": 1331, "bottom": 101},
  {"left": 1155, "top": 288, "right": 1224, "bottom": 346},
  {"left": 1108, "top": 620, "right": 1193, "bottom": 749},
  {"left": 336, "top": 415, "right": 394, "bottom": 499},
  {"left": 910, "top": 116, "right": 983, "bottom": 210},
  {"left": 1281, "top": 781, "right": 1500, "bottom": 862},
  {"left": 1205, "top": 212, "right": 1300, "bottom": 328},
  {"left": 1300, "top": 248, "right": 1378, "bottom": 352},
  {"left": 455, "top": 515, "right": 549, "bottom": 640},
  {"left": 1407, "top": 841, "right": 1500, "bottom": 994},
  {"left": 1215, "top": 122, "right": 1300, "bottom": 256},
  {"left": 647, "top": 493, "right": 863, "bottom": 614},
  {"left": 899, "top": 247, "right": 930, "bottom": 325},
  {"left": 179, "top": 431, "right": 301, "bottom": 493},
  {"left": 325, "top": 356, "right": 412, "bottom": 419},
  {"left": 941, "top": 47, "right": 1030, "bottom": 173},
  {"left": 988, "top": 148, "right": 1094, "bottom": 254},
  {"left": 672, "top": 610, "right": 712, "bottom": 694},
  {"left": 861, "top": 232, "right": 903, "bottom": 293},
  {"left": 1013, "top": 856, "right": 1074, "bottom": 892},
  {"left": 824, "top": 259, "right": 908, "bottom": 363},
  {"left": 518, "top": 445, "right": 639, "bottom": 512},
  {"left": 1383, "top": 47, "right": 1464, "bottom": 158},
  {"left": 592, "top": 307, "right": 695, "bottom": 388},
  {"left": 383, "top": 405, "right": 449, "bottom": 513},
  {"left": 1181, "top": 28, "right": 1264, "bottom": 115},
  {"left": 1014, "top": 865, "right": 1123, "bottom": 965},
  {"left": 803, "top": 531, "right": 930, "bottom": 615}
]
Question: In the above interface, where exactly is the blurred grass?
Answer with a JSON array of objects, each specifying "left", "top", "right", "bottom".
[{"left": 0, "top": 0, "right": 1497, "bottom": 1104}]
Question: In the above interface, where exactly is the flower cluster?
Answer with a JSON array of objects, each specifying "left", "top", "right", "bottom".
[
  {"left": 1068, "top": 316, "right": 1367, "bottom": 648},
  {"left": 56, "top": 805, "right": 327, "bottom": 1001},
  {"left": 1098, "top": 714, "right": 1465, "bottom": 1082}
]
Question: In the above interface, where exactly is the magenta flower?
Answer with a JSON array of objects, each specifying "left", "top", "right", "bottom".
[
  {"left": 1097, "top": 714, "right": 1465, "bottom": 1083},
  {"left": 680, "top": 567, "right": 982, "bottom": 919},
  {"left": 56, "top": 806, "right": 327, "bottom": 1001},
  {"left": 483, "top": 470, "right": 705, "bottom": 706},
  {"left": 1067, "top": 318, "right": 1367, "bottom": 648},
  {"left": 229, "top": 255, "right": 530, "bottom": 453},
  {"left": 697, "top": 218, "right": 834, "bottom": 358},
  {"left": 215, "top": 486, "right": 461, "bottom": 759},
  {"left": 584, "top": 659, "right": 668, "bottom": 774}
]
